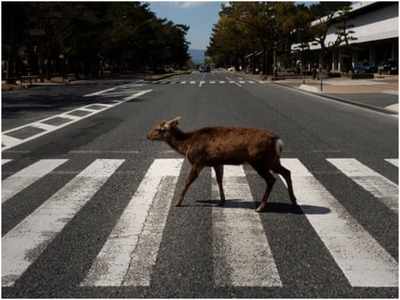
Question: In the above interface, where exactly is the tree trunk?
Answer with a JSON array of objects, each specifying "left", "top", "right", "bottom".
[{"left": 262, "top": 45, "right": 266, "bottom": 75}]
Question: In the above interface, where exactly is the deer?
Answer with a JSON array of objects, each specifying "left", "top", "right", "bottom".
[{"left": 147, "top": 116, "right": 297, "bottom": 212}]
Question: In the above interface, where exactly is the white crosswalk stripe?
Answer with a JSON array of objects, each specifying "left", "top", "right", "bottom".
[
  {"left": 81, "top": 159, "right": 183, "bottom": 286},
  {"left": 281, "top": 159, "right": 398, "bottom": 287},
  {"left": 212, "top": 166, "right": 281, "bottom": 287},
  {"left": 1, "top": 157, "right": 397, "bottom": 289},
  {"left": 327, "top": 158, "right": 398, "bottom": 212},
  {"left": 2, "top": 159, "right": 124, "bottom": 287},
  {"left": 385, "top": 158, "right": 398, "bottom": 167},
  {"left": 2, "top": 159, "right": 68, "bottom": 204},
  {"left": 2, "top": 159, "right": 13, "bottom": 165}
]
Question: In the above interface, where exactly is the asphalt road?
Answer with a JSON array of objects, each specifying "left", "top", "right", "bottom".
[{"left": 2, "top": 70, "right": 398, "bottom": 298}]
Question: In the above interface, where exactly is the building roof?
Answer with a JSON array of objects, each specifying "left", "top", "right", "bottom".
[
  {"left": 292, "top": 1, "right": 398, "bottom": 51},
  {"left": 310, "top": 2, "right": 377, "bottom": 27}
]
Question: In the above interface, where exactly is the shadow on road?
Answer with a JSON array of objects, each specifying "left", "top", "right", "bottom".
[{"left": 195, "top": 199, "right": 330, "bottom": 215}]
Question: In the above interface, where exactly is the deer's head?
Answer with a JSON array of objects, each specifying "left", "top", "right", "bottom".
[{"left": 147, "top": 116, "right": 181, "bottom": 141}]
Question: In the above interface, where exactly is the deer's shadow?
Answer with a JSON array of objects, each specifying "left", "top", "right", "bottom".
[{"left": 195, "top": 200, "right": 330, "bottom": 215}]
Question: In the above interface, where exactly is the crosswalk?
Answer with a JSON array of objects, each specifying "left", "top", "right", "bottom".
[
  {"left": 1, "top": 157, "right": 398, "bottom": 288},
  {"left": 153, "top": 79, "right": 261, "bottom": 86}
]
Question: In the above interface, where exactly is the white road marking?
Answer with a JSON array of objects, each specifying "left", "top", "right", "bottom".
[
  {"left": 210, "top": 80, "right": 216, "bottom": 84},
  {"left": 2, "top": 159, "right": 13, "bottom": 165},
  {"left": 71, "top": 107, "right": 96, "bottom": 113},
  {"left": 281, "top": 159, "right": 398, "bottom": 287},
  {"left": 180, "top": 81, "right": 186, "bottom": 84},
  {"left": 212, "top": 166, "right": 281, "bottom": 287},
  {"left": 2, "top": 90, "right": 152, "bottom": 151},
  {"left": 190, "top": 81, "right": 196, "bottom": 84},
  {"left": 122, "top": 90, "right": 152, "bottom": 101},
  {"left": 2, "top": 159, "right": 124, "bottom": 287},
  {"left": 248, "top": 80, "right": 255, "bottom": 84},
  {"left": 121, "top": 175, "right": 181, "bottom": 286},
  {"left": 385, "top": 159, "right": 398, "bottom": 167},
  {"left": 69, "top": 150, "right": 140, "bottom": 154},
  {"left": 84, "top": 87, "right": 116, "bottom": 97},
  {"left": 2, "top": 159, "right": 68, "bottom": 204},
  {"left": 199, "top": 80, "right": 205, "bottom": 88},
  {"left": 219, "top": 81, "right": 225, "bottom": 84},
  {"left": 81, "top": 159, "right": 183, "bottom": 286},
  {"left": 382, "top": 90, "right": 398, "bottom": 95},
  {"left": 2, "top": 135, "right": 22, "bottom": 149},
  {"left": 239, "top": 81, "right": 246, "bottom": 84},
  {"left": 327, "top": 158, "right": 398, "bottom": 212},
  {"left": 230, "top": 81, "right": 242, "bottom": 87},
  {"left": 31, "top": 123, "right": 57, "bottom": 131}
]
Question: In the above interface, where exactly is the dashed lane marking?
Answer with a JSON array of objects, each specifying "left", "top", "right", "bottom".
[
  {"left": 2, "top": 90, "right": 152, "bottom": 151},
  {"left": 84, "top": 87, "right": 116, "bottom": 97}
]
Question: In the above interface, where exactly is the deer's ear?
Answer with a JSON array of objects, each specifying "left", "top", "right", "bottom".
[{"left": 166, "top": 116, "right": 181, "bottom": 128}]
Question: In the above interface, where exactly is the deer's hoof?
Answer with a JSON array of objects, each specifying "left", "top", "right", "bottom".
[
  {"left": 175, "top": 203, "right": 182, "bottom": 207},
  {"left": 256, "top": 203, "right": 267, "bottom": 213},
  {"left": 218, "top": 201, "right": 225, "bottom": 207}
]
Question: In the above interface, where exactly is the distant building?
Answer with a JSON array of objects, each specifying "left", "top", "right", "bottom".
[{"left": 296, "top": 2, "right": 398, "bottom": 73}]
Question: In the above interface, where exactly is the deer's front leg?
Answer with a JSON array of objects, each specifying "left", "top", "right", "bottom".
[
  {"left": 213, "top": 165, "right": 225, "bottom": 206},
  {"left": 176, "top": 164, "right": 203, "bottom": 207}
]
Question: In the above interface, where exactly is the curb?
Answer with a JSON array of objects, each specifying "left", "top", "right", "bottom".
[{"left": 273, "top": 82, "right": 398, "bottom": 115}]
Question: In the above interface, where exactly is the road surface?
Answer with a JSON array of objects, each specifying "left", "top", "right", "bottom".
[{"left": 2, "top": 70, "right": 398, "bottom": 297}]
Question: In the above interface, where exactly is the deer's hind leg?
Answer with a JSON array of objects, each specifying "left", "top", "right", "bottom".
[
  {"left": 250, "top": 161, "right": 276, "bottom": 212},
  {"left": 213, "top": 165, "right": 225, "bottom": 206},
  {"left": 272, "top": 163, "right": 297, "bottom": 206}
]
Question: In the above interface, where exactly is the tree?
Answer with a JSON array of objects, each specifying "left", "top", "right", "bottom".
[
  {"left": 2, "top": 2, "right": 191, "bottom": 80},
  {"left": 309, "top": 2, "right": 352, "bottom": 71}
]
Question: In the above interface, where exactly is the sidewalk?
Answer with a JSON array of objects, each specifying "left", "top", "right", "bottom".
[
  {"left": 235, "top": 71, "right": 398, "bottom": 114},
  {"left": 274, "top": 77, "right": 399, "bottom": 114}
]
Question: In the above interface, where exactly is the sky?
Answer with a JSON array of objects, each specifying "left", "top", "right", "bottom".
[{"left": 148, "top": 2, "right": 223, "bottom": 50}]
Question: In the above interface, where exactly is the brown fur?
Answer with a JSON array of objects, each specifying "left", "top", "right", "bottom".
[{"left": 147, "top": 117, "right": 297, "bottom": 212}]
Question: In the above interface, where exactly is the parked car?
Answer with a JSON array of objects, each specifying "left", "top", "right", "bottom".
[
  {"left": 378, "top": 59, "right": 398, "bottom": 74},
  {"left": 352, "top": 62, "right": 377, "bottom": 74}
]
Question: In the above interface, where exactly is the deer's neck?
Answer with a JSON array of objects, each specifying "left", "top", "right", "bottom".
[{"left": 166, "top": 128, "right": 191, "bottom": 155}]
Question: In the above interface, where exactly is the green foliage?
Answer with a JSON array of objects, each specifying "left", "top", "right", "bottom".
[
  {"left": 207, "top": 1, "right": 355, "bottom": 74},
  {"left": 2, "top": 2, "right": 190, "bottom": 79}
]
